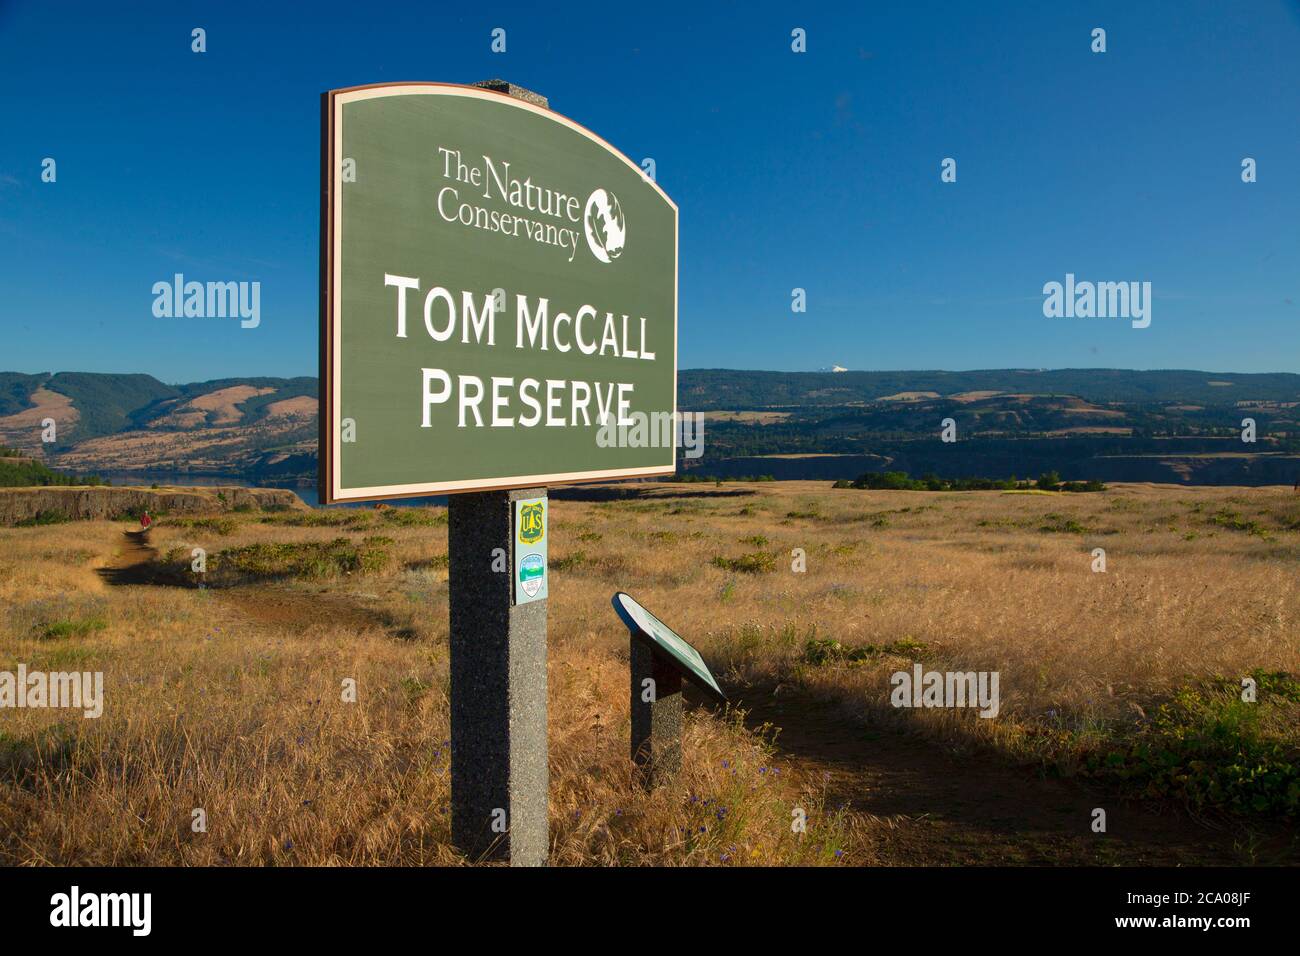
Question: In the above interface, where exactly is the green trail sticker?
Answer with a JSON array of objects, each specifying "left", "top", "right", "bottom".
[{"left": 514, "top": 497, "right": 548, "bottom": 604}]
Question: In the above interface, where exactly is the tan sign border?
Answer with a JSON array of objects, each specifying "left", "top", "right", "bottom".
[{"left": 319, "top": 82, "right": 679, "bottom": 504}]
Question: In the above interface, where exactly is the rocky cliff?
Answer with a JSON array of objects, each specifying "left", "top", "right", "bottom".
[{"left": 0, "top": 485, "right": 309, "bottom": 526}]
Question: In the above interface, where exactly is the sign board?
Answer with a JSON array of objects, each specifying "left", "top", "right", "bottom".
[
  {"left": 513, "top": 496, "right": 548, "bottom": 604},
  {"left": 320, "top": 83, "right": 678, "bottom": 503},
  {"left": 612, "top": 592, "right": 726, "bottom": 702}
]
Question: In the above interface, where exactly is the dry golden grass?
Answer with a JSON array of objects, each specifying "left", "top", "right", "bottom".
[
  {"left": 1, "top": 480, "right": 1297, "bottom": 865},
  {"left": 0, "top": 498, "right": 852, "bottom": 866}
]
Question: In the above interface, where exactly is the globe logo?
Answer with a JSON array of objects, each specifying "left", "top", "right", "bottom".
[{"left": 583, "top": 188, "right": 626, "bottom": 263}]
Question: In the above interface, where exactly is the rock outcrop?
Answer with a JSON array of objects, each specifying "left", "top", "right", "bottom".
[{"left": 0, "top": 485, "right": 309, "bottom": 526}]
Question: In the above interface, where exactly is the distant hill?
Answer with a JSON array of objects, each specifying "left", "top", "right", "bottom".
[
  {"left": 0, "top": 372, "right": 317, "bottom": 481},
  {"left": 680, "top": 369, "right": 1300, "bottom": 487},
  {"left": 679, "top": 368, "right": 1300, "bottom": 409},
  {"left": 0, "top": 368, "right": 1297, "bottom": 486}
]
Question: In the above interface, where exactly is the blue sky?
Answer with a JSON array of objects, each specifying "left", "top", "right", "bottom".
[{"left": 1, "top": 0, "right": 1297, "bottom": 383}]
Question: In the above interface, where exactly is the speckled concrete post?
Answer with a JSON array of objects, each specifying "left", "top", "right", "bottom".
[
  {"left": 449, "top": 487, "right": 548, "bottom": 865},
  {"left": 630, "top": 638, "right": 683, "bottom": 786},
  {"left": 446, "top": 80, "right": 552, "bottom": 868}
]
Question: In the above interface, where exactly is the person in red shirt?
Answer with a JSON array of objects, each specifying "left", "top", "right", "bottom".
[{"left": 140, "top": 510, "right": 152, "bottom": 530}]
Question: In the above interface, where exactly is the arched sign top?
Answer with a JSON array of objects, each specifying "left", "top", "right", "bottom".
[
  {"left": 330, "top": 83, "right": 678, "bottom": 211},
  {"left": 320, "top": 82, "right": 678, "bottom": 503}
]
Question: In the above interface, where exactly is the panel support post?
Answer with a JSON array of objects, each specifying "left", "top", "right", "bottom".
[
  {"left": 629, "top": 638, "right": 683, "bottom": 786},
  {"left": 449, "top": 487, "right": 548, "bottom": 865}
]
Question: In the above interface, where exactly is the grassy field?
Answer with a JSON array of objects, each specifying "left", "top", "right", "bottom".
[{"left": 1, "top": 480, "right": 1298, "bottom": 865}]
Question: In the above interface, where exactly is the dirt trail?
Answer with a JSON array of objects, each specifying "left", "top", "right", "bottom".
[
  {"left": 729, "top": 680, "right": 1293, "bottom": 865},
  {"left": 96, "top": 532, "right": 159, "bottom": 585},
  {"left": 217, "top": 585, "right": 388, "bottom": 633},
  {"left": 96, "top": 531, "right": 389, "bottom": 633}
]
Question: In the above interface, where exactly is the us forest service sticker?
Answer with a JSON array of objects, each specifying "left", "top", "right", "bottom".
[{"left": 513, "top": 498, "right": 548, "bottom": 605}]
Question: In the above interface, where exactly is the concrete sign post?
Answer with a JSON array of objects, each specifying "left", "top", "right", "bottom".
[
  {"left": 448, "top": 484, "right": 548, "bottom": 864},
  {"left": 629, "top": 640, "right": 683, "bottom": 786},
  {"left": 319, "top": 79, "right": 677, "bottom": 865}
]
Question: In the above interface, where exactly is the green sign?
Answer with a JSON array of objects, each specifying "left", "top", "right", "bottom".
[
  {"left": 612, "top": 592, "right": 726, "bottom": 702},
  {"left": 320, "top": 83, "right": 678, "bottom": 502},
  {"left": 513, "top": 497, "right": 548, "bottom": 605}
]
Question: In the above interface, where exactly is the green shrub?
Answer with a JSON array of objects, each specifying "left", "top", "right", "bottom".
[
  {"left": 181, "top": 517, "right": 237, "bottom": 535},
  {"left": 260, "top": 509, "right": 371, "bottom": 528},
  {"left": 379, "top": 507, "right": 447, "bottom": 527},
  {"left": 1080, "top": 671, "right": 1300, "bottom": 817},
  {"left": 38, "top": 615, "right": 108, "bottom": 640},
  {"left": 210, "top": 537, "right": 390, "bottom": 581},
  {"left": 802, "top": 637, "right": 926, "bottom": 665},
  {"left": 1039, "top": 513, "right": 1089, "bottom": 534},
  {"left": 1209, "top": 509, "right": 1269, "bottom": 537},
  {"left": 1061, "top": 479, "right": 1107, "bottom": 492},
  {"left": 711, "top": 551, "right": 777, "bottom": 574},
  {"left": 15, "top": 509, "right": 72, "bottom": 527},
  {"left": 551, "top": 550, "right": 588, "bottom": 571},
  {"left": 1036, "top": 471, "right": 1062, "bottom": 492},
  {"left": 839, "top": 471, "right": 1028, "bottom": 492}
]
